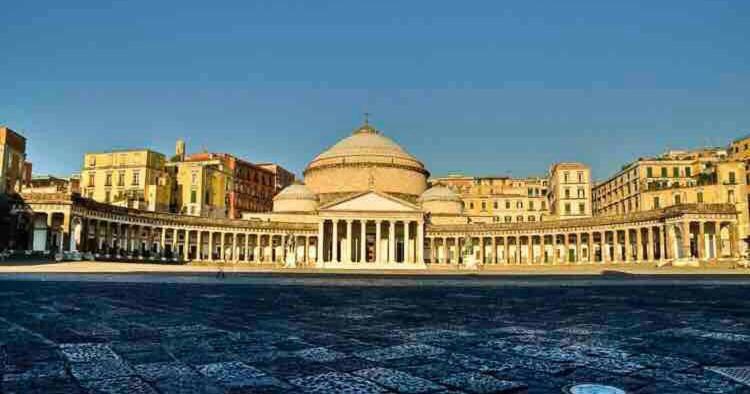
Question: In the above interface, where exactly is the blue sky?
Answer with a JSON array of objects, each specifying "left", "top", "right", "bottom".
[{"left": 1, "top": 0, "right": 748, "bottom": 180}]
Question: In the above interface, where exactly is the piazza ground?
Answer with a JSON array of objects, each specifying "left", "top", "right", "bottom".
[{"left": 1, "top": 275, "right": 750, "bottom": 393}]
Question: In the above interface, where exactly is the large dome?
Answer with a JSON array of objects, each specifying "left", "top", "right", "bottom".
[{"left": 304, "top": 123, "right": 429, "bottom": 201}]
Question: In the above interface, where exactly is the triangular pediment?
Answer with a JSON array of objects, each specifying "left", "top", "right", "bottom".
[{"left": 321, "top": 191, "right": 419, "bottom": 212}]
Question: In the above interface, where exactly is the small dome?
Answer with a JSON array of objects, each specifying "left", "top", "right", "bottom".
[
  {"left": 419, "top": 186, "right": 461, "bottom": 203},
  {"left": 273, "top": 183, "right": 318, "bottom": 202}
]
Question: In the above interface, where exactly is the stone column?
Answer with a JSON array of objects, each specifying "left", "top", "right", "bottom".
[
  {"left": 697, "top": 222, "right": 705, "bottom": 261},
  {"left": 345, "top": 219, "right": 353, "bottom": 263},
  {"left": 332, "top": 220, "right": 339, "bottom": 263},
  {"left": 600, "top": 231, "right": 607, "bottom": 263},
  {"left": 647, "top": 227, "right": 655, "bottom": 261},
  {"left": 360, "top": 220, "right": 367, "bottom": 263},
  {"left": 491, "top": 237, "right": 497, "bottom": 264},
  {"left": 207, "top": 232, "right": 214, "bottom": 262},
  {"left": 416, "top": 221, "right": 424, "bottom": 264},
  {"left": 318, "top": 221, "right": 325, "bottom": 264},
  {"left": 540, "top": 234, "right": 546, "bottom": 264},
  {"left": 548, "top": 235, "right": 556, "bottom": 264},
  {"left": 730, "top": 222, "right": 740, "bottom": 258},
  {"left": 662, "top": 225, "right": 670, "bottom": 260},
  {"left": 389, "top": 221, "right": 396, "bottom": 264},
  {"left": 624, "top": 229, "right": 631, "bottom": 262},
  {"left": 454, "top": 236, "right": 461, "bottom": 265},
  {"left": 587, "top": 233, "right": 594, "bottom": 263},
  {"left": 229, "top": 233, "right": 235, "bottom": 262},
  {"left": 681, "top": 221, "right": 691, "bottom": 259},
  {"left": 503, "top": 237, "right": 510, "bottom": 264},
  {"left": 404, "top": 221, "right": 411, "bottom": 263},
  {"left": 220, "top": 232, "right": 226, "bottom": 261},
  {"left": 612, "top": 230, "right": 620, "bottom": 262},
  {"left": 245, "top": 233, "right": 250, "bottom": 262},
  {"left": 441, "top": 237, "right": 448, "bottom": 264},
  {"left": 375, "top": 220, "right": 382, "bottom": 263},
  {"left": 304, "top": 236, "right": 310, "bottom": 265},
  {"left": 575, "top": 233, "right": 581, "bottom": 264},
  {"left": 563, "top": 234, "right": 570, "bottom": 264},
  {"left": 160, "top": 228, "right": 167, "bottom": 257},
  {"left": 636, "top": 228, "right": 644, "bottom": 262}
]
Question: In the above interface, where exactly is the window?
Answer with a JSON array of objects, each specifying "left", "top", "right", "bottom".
[
  {"left": 505, "top": 216, "right": 512, "bottom": 223},
  {"left": 661, "top": 167, "right": 668, "bottom": 177},
  {"left": 564, "top": 172, "right": 569, "bottom": 183},
  {"left": 673, "top": 167, "right": 679, "bottom": 177},
  {"left": 685, "top": 167, "right": 691, "bottom": 177},
  {"left": 493, "top": 201, "right": 498, "bottom": 209},
  {"left": 654, "top": 197, "right": 660, "bottom": 208},
  {"left": 578, "top": 188, "right": 585, "bottom": 198},
  {"left": 132, "top": 171, "right": 140, "bottom": 186},
  {"left": 192, "top": 172, "right": 198, "bottom": 184},
  {"left": 190, "top": 190, "right": 197, "bottom": 204},
  {"left": 729, "top": 171, "right": 737, "bottom": 184},
  {"left": 579, "top": 203, "right": 585, "bottom": 213},
  {"left": 88, "top": 173, "right": 95, "bottom": 186},
  {"left": 105, "top": 173, "right": 112, "bottom": 186},
  {"left": 565, "top": 188, "right": 570, "bottom": 198},
  {"left": 528, "top": 216, "right": 536, "bottom": 222},
  {"left": 481, "top": 201, "right": 486, "bottom": 211},
  {"left": 674, "top": 195, "right": 681, "bottom": 205},
  {"left": 118, "top": 172, "right": 125, "bottom": 186},
  {"left": 505, "top": 201, "right": 511, "bottom": 209},
  {"left": 105, "top": 191, "right": 111, "bottom": 203},
  {"left": 565, "top": 203, "right": 571, "bottom": 214},
  {"left": 578, "top": 172, "right": 583, "bottom": 182},
  {"left": 469, "top": 202, "right": 474, "bottom": 209},
  {"left": 697, "top": 192, "right": 703, "bottom": 203},
  {"left": 647, "top": 167, "right": 654, "bottom": 178},
  {"left": 529, "top": 201, "right": 535, "bottom": 210},
  {"left": 516, "top": 216, "right": 524, "bottom": 222},
  {"left": 516, "top": 201, "right": 523, "bottom": 209},
  {"left": 541, "top": 201, "right": 546, "bottom": 210}
]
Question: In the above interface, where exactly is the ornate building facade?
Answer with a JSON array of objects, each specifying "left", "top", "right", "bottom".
[{"left": 17, "top": 122, "right": 746, "bottom": 269}]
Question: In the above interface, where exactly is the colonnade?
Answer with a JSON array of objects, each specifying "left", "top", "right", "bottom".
[
  {"left": 65, "top": 217, "right": 318, "bottom": 265},
  {"left": 317, "top": 218, "right": 424, "bottom": 265},
  {"left": 426, "top": 220, "right": 740, "bottom": 265}
]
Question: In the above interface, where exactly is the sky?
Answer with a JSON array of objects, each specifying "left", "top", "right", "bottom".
[{"left": 1, "top": 0, "right": 749, "bottom": 181}]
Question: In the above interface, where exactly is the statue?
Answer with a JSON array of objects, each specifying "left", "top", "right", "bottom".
[
  {"left": 461, "top": 235, "right": 478, "bottom": 270},
  {"left": 283, "top": 234, "right": 297, "bottom": 268}
]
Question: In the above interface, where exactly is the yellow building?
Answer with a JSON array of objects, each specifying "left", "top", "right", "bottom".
[
  {"left": 547, "top": 162, "right": 593, "bottom": 219},
  {"left": 429, "top": 175, "right": 549, "bottom": 223},
  {"left": 593, "top": 148, "right": 732, "bottom": 216},
  {"left": 168, "top": 154, "right": 230, "bottom": 218},
  {"left": 0, "top": 126, "right": 27, "bottom": 195},
  {"left": 80, "top": 149, "right": 172, "bottom": 212}
]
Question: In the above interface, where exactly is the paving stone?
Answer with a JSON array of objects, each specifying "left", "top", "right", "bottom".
[
  {"left": 134, "top": 362, "right": 195, "bottom": 382},
  {"left": 197, "top": 361, "right": 287, "bottom": 390},
  {"left": 356, "top": 343, "right": 447, "bottom": 362},
  {"left": 706, "top": 366, "right": 750, "bottom": 387},
  {"left": 354, "top": 367, "right": 445, "bottom": 393},
  {"left": 290, "top": 372, "right": 389, "bottom": 393},
  {"left": 667, "top": 370, "right": 746, "bottom": 393},
  {"left": 70, "top": 359, "right": 135, "bottom": 381},
  {"left": 2, "top": 361, "right": 67, "bottom": 382},
  {"left": 2, "top": 377, "right": 85, "bottom": 394},
  {"left": 152, "top": 374, "right": 227, "bottom": 394},
  {"left": 79, "top": 376, "right": 158, "bottom": 394},
  {"left": 60, "top": 343, "right": 119, "bottom": 363},
  {"left": 439, "top": 372, "right": 527, "bottom": 394},
  {"left": 294, "top": 346, "right": 347, "bottom": 362},
  {"left": 427, "top": 352, "right": 513, "bottom": 374}
]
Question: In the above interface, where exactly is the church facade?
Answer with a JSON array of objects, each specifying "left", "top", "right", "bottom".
[{"left": 19, "top": 123, "right": 745, "bottom": 269}]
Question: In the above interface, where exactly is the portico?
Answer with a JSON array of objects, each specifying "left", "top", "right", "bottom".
[{"left": 316, "top": 191, "right": 425, "bottom": 268}]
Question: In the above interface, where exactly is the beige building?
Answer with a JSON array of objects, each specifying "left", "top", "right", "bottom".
[
  {"left": 257, "top": 163, "right": 296, "bottom": 194},
  {"left": 168, "top": 155, "right": 230, "bottom": 218},
  {"left": 547, "top": 163, "right": 593, "bottom": 220},
  {"left": 429, "top": 175, "right": 549, "bottom": 223},
  {"left": 0, "top": 126, "right": 28, "bottom": 195},
  {"left": 80, "top": 149, "right": 172, "bottom": 212}
]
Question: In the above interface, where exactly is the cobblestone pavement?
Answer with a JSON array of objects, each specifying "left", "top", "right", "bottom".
[{"left": 1, "top": 277, "right": 750, "bottom": 393}]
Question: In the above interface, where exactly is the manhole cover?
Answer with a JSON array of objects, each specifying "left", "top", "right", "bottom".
[{"left": 564, "top": 384, "right": 626, "bottom": 394}]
